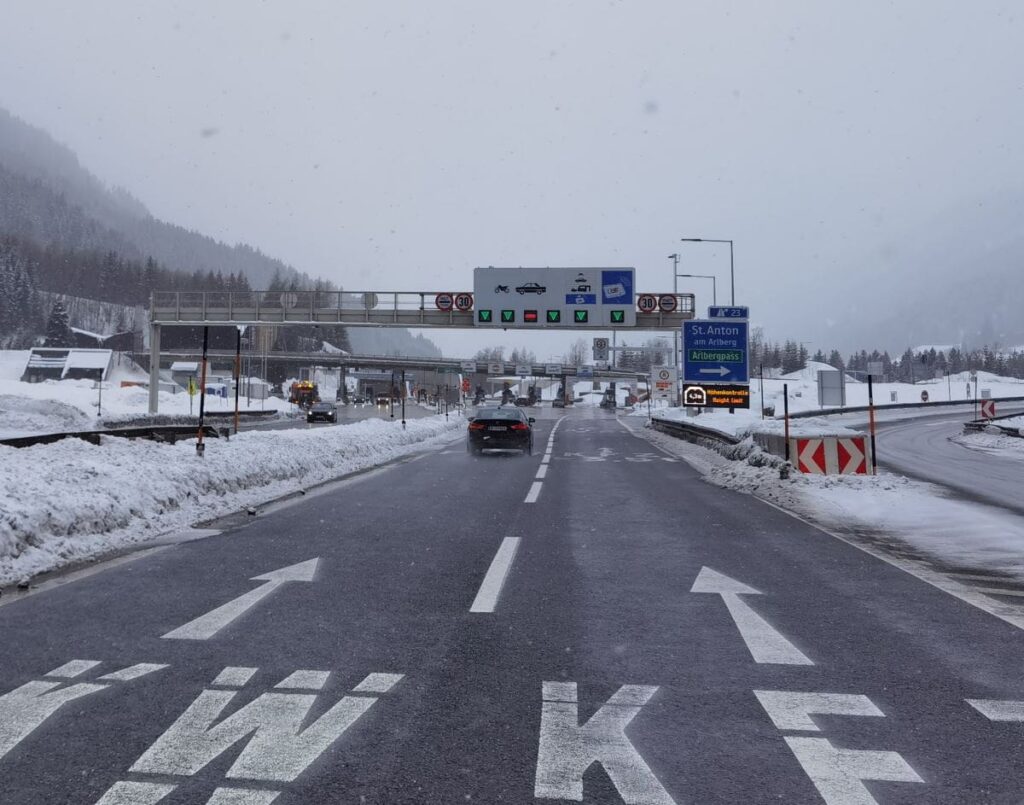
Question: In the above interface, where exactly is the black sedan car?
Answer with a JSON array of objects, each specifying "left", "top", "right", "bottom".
[
  {"left": 306, "top": 402, "right": 338, "bottom": 423},
  {"left": 467, "top": 407, "right": 534, "bottom": 454}
]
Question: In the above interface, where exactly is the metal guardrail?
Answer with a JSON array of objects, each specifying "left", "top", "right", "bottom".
[
  {"left": 963, "top": 411, "right": 1024, "bottom": 437},
  {"left": 788, "top": 395, "right": 1024, "bottom": 419},
  {"left": 650, "top": 416, "right": 740, "bottom": 447},
  {"left": 0, "top": 424, "right": 226, "bottom": 450}
]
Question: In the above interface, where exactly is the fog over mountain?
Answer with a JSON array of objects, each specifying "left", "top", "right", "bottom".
[{"left": 0, "top": 108, "right": 307, "bottom": 289}]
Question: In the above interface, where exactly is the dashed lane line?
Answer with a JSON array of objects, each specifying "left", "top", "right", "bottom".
[
  {"left": 470, "top": 537, "right": 522, "bottom": 613},
  {"left": 525, "top": 482, "right": 543, "bottom": 504},
  {"left": 536, "top": 465, "right": 548, "bottom": 480}
]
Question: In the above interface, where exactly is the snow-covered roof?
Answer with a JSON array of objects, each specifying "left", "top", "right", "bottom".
[
  {"left": 63, "top": 349, "right": 112, "bottom": 373},
  {"left": 170, "top": 361, "right": 200, "bottom": 373}
]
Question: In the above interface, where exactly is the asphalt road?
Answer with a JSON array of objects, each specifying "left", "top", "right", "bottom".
[
  {"left": 3, "top": 407, "right": 1024, "bottom": 803},
  {"left": 875, "top": 408, "right": 1024, "bottom": 514},
  {"left": 239, "top": 401, "right": 442, "bottom": 432}
]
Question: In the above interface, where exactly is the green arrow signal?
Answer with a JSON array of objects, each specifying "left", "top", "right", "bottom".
[
  {"left": 610, "top": 310, "right": 625, "bottom": 323},
  {"left": 478, "top": 309, "right": 492, "bottom": 322},
  {"left": 574, "top": 310, "right": 589, "bottom": 323},
  {"left": 547, "top": 310, "right": 561, "bottom": 323},
  {"left": 501, "top": 310, "right": 515, "bottom": 323}
]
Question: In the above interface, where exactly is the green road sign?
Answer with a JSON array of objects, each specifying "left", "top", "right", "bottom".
[
  {"left": 501, "top": 310, "right": 515, "bottom": 323},
  {"left": 574, "top": 310, "right": 589, "bottom": 323},
  {"left": 610, "top": 310, "right": 625, "bottom": 323},
  {"left": 547, "top": 310, "right": 561, "bottom": 323},
  {"left": 478, "top": 309, "right": 492, "bottom": 323}
]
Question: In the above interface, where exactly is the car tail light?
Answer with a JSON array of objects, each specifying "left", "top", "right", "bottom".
[
  {"left": 510, "top": 422, "right": 529, "bottom": 431},
  {"left": 469, "top": 421, "right": 486, "bottom": 430}
]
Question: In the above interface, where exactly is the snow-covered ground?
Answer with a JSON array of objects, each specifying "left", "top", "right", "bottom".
[
  {"left": 0, "top": 350, "right": 291, "bottom": 438},
  {"left": 0, "top": 416, "right": 462, "bottom": 586},
  {"left": 951, "top": 428, "right": 1024, "bottom": 460},
  {"left": 629, "top": 421, "right": 1024, "bottom": 581}
]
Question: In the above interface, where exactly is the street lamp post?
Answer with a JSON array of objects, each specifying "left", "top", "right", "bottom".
[
  {"left": 680, "top": 238, "right": 734, "bottom": 305},
  {"left": 677, "top": 273, "right": 717, "bottom": 305},
  {"left": 668, "top": 254, "right": 681, "bottom": 406}
]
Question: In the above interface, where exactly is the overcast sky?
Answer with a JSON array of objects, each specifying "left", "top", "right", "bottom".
[{"left": 1, "top": 1, "right": 1020, "bottom": 357}]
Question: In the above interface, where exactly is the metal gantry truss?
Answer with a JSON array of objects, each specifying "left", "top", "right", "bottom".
[{"left": 147, "top": 289, "right": 695, "bottom": 413}]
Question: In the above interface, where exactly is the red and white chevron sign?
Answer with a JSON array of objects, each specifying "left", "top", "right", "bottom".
[
  {"left": 981, "top": 400, "right": 996, "bottom": 419},
  {"left": 793, "top": 436, "right": 869, "bottom": 475}
]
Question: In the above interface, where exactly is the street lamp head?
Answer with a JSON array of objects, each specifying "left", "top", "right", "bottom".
[
  {"left": 679, "top": 238, "right": 703, "bottom": 242},
  {"left": 667, "top": 253, "right": 679, "bottom": 259}
]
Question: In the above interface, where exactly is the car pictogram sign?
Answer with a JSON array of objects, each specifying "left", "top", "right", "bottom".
[{"left": 435, "top": 293, "right": 454, "bottom": 311}]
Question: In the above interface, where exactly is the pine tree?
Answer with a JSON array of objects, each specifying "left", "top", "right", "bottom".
[{"left": 43, "top": 300, "right": 72, "bottom": 346}]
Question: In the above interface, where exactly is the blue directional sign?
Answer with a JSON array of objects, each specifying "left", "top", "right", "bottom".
[
  {"left": 708, "top": 306, "right": 749, "bottom": 319},
  {"left": 565, "top": 293, "right": 597, "bottom": 305},
  {"left": 683, "top": 320, "right": 749, "bottom": 384}
]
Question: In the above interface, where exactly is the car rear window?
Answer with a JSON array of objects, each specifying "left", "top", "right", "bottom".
[{"left": 475, "top": 408, "right": 525, "bottom": 421}]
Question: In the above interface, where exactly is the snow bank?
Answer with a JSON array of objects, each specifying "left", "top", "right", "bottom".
[
  {"left": 950, "top": 429, "right": 1024, "bottom": 459},
  {"left": 0, "top": 416, "right": 462, "bottom": 585}
]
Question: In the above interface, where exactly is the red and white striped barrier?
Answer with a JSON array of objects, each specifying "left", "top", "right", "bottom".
[{"left": 790, "top": 436, "right": 871, "bottom": 475}]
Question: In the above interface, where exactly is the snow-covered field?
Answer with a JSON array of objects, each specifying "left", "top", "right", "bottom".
[{"left": 0, "top": 416, "right": 462, "bottom": 586}]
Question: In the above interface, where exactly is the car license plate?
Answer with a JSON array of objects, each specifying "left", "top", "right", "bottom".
[{"left": 488, "top": 426, "right": 507, "bottom": 431}]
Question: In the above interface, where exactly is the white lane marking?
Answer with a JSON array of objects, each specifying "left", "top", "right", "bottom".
[
  {"left": 541, "top": 455, "right": 551, "bottom": 465},
  {"left": 163, "top": 558, "right": 319, "bottom": 641},
  {"left": 351, "top": 673, "right": 404, "bottom": 694},
  {"left": 46, "top": 660, "right": 101, "bottom": 678},
  {"left": 754, "top": 691, "right": 884, "bottom": 732},
  {"left": 534, "top": 681, "right": 677, "bottom": 804},
  {"left": 967, "top": 699, "right": 1024, "bottom": 721},
  {"left": 99, "top": 664, "right": 171, "bottom": 683},
  {"left": 275, "top": 671, "right": 330, "bottom": 690},
  {"left": 94, "top": 781, "right": 176, "bottom": 804},
  {"left": 470, "top": 537, "right": 522, "bottom": 613},
  {"left": 213, "top": 667, "right": 259, "bottom": 688},
  {"left": 206, "top": 787, "right": 281, "bottom": 804},
  {"left": 536, "top": 465, "right": 548, "bottom": 480},
  {"left": 0, "top": 661, "right": 166, "bottom": 764},
  {"left": 691, "top": 567, "right": 813, "bottom": 665},
  {"left": 525, "top": 481, "right": 543, "bottom": 504},
  {"left": 129, "top": 669, "right": 395, "bottom": 782},
  {"left": 784, "top": 737, "right": 923, "bottom": 804}
]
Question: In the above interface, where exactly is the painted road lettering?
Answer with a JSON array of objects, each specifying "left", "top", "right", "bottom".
[
  {"left": 0, "top": 659, "right": 167, "bottom": 764},
  {"left": 534, "top": 681, "right": 676, "bottom": 804},
  {"left": 163, "top": 558, "right": 320, "bottom": 641},
  {"left": 756, "top": 690, "right": 923, "bottom": 804},
  {"left": 691, "top": 567, "right": 813, "bottom": 665},
  {"left": 97, "top": 668, "right": 403, "bottom": 803}
]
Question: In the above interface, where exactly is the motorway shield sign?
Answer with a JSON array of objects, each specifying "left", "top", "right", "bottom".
[{"left": 683, "top": 320, "right": 749, "bottom": 384}]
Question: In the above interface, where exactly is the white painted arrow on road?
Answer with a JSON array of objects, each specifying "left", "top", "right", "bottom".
[
  {"left": 690, "top": 567, "right": 813, "bottom": 665},
  {"left": 698, "top": 366, "right": 730, "bottom": 376},
  {"left": 163, "top": 558, "right": 320, "bottom": 641}
]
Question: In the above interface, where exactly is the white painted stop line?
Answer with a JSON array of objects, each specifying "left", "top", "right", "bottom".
[{"left": 470, "top": 537, "right": 521, "bottom": 613}]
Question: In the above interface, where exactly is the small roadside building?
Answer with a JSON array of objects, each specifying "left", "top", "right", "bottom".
[{"left": 21, "top": 348, "right": 113, "bottom": 383}]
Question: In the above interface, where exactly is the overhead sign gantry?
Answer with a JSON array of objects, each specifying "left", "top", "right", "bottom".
[{"left": 146, "top": 269, "right": 696, "bottom": 412}]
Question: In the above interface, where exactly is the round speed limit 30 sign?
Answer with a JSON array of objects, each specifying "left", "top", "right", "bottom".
[{"left": 637, "top": 294, "right": 658, "bottom": 313}]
